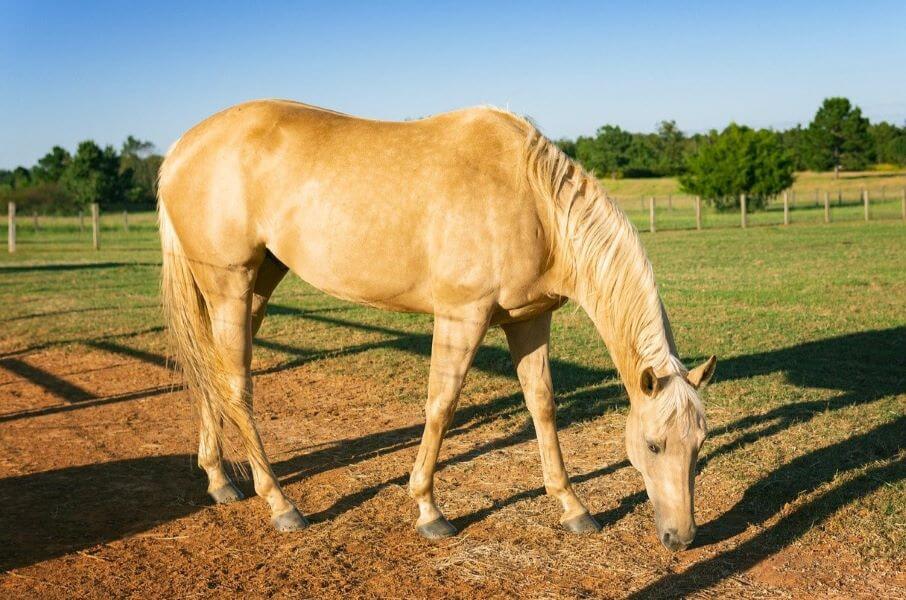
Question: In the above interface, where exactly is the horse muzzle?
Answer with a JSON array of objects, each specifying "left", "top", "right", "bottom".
[{"left": 659, "top": 524, "right": 696, "bottom": 552}]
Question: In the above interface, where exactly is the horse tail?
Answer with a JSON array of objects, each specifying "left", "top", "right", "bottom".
[{"left": 158, "top": 200, "right": 263, "bottom": 473}]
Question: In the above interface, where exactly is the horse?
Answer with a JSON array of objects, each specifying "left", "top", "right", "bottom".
[{"left": 157, "top": 99, "right": 716, "bottom": 551}]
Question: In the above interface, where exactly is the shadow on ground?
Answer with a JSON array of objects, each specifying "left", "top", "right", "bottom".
[
  {"left": 0, "top": 261, "right": 159, "bottom": 274},
  {"left": 1, "top": 318, "right": 903, "bottom": 589},
  {"left": 0, "top": 454, "right": 202, "bottom": 572}
]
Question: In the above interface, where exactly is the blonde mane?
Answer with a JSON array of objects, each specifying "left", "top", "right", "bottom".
[{"left": 511, "top": 117, "right": 702, "bottom": 432}]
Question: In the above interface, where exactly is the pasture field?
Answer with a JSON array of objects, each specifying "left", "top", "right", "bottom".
[
  {"left": 601, "top": 168, "right": 906, "bottom": 199},
  {"left": 0, "top": 214, "right": 904, "bottom": 598},
  {"left": 606, "top": 170, "right": 906, "bottom": 233}
]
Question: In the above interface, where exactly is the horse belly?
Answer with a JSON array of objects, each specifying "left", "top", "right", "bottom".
[{"left": 265, "top": 192, "right": 434, "bottom": 313}]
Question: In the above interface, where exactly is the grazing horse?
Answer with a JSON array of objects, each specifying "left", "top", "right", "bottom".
[{"left": 158, "top": 100, "right": 716, "bottom": 550}]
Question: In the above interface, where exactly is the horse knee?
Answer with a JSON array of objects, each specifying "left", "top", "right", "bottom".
[{"left": 425, "top": 402, "right": 455, "bottom": 428}]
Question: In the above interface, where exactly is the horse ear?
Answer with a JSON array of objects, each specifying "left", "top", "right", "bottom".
[
  {"left": 687, "top": 356, "right": 717, "bottom": 389},
  {"left": 639, "top": 366, "right": 660, "bottom": 397}
]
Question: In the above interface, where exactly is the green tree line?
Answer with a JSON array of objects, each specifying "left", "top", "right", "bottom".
[
  {"left": 0, "top": 136, "right": 162, "bottom": 214},
  {"left": 556, "top": 97, "right": 906, "bottom": 211},
  {"left": 3, "top": 98, "right": 905, "bottom": 214}
]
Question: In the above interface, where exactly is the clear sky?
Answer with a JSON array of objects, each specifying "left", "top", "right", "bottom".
[{"left": 2, "top": 0, "right": 905, "bottom": 169}]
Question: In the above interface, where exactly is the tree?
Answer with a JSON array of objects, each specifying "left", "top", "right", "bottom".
[
  {"left": 32, "top": 146, "right": 71, "bottom": 183},
  {"left": 624, "top": 134, "right": 661, "bottom": 177},
  {"left": 656, "top": 120, "right": 686, "bottom": 175},
  {"left": 11, "top": 166, "right": 31, "bottom": 189},
  {"left": 679, "top": 123, "right": 794, "bottom": 211},
  {"left": 554, "top": 138, "right": 577, "bottom": 159},
  {"left": 778, "top": 125, "right": 810, "bottom": 171},
  {"left": 576, "top": 125, "right": 633, "bottom": 178},
  {"left": 870, "top": 121, "right": 906, "bottom": 166},
  {"left": 562, "top": 121, "right": 690, "bottom": 178},
  {"left": 60, "top": 140, "right": 132, "bottom": 207},
  {"left": 806, "top": 97, "right": 873, "bottom": 177},
  {"left": 120, "top": 135, "right": 160, "bottom": 203}
]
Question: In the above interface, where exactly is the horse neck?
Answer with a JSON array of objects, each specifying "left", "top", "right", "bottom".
[
  {"left": 557, "top": 188, "right": 676, "bottom": 386},
  {"left": 520, "top": 131, "right": 677, "bottom": 386}
]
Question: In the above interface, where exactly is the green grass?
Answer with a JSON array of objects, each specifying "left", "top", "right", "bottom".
[
  {"left": 1, "top": 213, "right": 904, "bottom": 579},
  {"left": 604, "top": 169, "right": 906, "bottom": 232}
]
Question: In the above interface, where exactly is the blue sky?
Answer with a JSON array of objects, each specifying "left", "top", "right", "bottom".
[{"left": 2, "top": 1, "right": 905, "bottom": 169}]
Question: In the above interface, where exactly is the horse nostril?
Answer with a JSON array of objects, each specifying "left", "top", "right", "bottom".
[
  {"left": 662, "top": 529, "right": 677, "bottom": 546},
  {"left": 661, "top": 528, "right": 689, "bottom": 552}
]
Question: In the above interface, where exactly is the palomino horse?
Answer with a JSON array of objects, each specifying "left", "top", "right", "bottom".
[{"left": 158, "top": 100, "right": 716, "bottom": 550}]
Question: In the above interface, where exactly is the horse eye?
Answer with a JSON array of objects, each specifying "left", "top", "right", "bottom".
[{"left": 647, "top": 442, "right": 660, "bottom": 454}]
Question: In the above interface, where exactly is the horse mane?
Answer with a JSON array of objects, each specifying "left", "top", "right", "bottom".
[
  {"left": 502, "top": 112, "right": 702, "bottom": 433},
  {"left": 515, "top": 120, "right": 666, "bottom": 374}
]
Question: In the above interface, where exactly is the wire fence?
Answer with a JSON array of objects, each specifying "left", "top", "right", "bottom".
[
  {"left": 4, "top": 204, "right": 160, "bottom": 253},
  {"left": 3, "top": 187, "right": 905, "bottom": 254},
  {"left": 615, "top": 188, "right": 906, "bottom": 232}
]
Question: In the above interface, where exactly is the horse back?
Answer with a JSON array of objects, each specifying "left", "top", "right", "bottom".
[{"left": 159, "top": 100, "right": 562, "bottom": 316}]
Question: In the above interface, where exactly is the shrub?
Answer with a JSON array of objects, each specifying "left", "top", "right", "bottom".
[{"left": 679, "top": 124, "right": 794, "bottom": 211}]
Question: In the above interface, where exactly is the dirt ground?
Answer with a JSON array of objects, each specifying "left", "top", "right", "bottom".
[{"left": 1, "top": 337, "right": 903, "bottom": 600}]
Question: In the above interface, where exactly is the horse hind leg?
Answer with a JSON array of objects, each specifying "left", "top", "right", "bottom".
[
  {"left": 251, "top": 250, "right": 289, "bottom": 336},
  {"left": 199, "top": 398, "right": 244, "bottom": 504},
  {"left": 199, "top": 250, "right": 288, "bottom": 504},
  {"left": 195, "top": 258, "right": 305, "bottom": 531}
]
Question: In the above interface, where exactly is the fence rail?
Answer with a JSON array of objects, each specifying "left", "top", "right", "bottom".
[
  {"left": 3, "top": 189, "right": 906, "bottom": 253},
  {"left": 614, "top": 187, "right": 906, "bottom": 233},
  {"left": 2, "top": 203, "right": 161, "bottom": 253}
]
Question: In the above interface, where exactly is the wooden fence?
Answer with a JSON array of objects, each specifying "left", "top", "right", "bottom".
[
  {"left": 4, "top": 189, "right": 906, "bottom": 252},
  {"left": 631, "top": 188, "right": 906, "bottom": 233},
  {"left": 7, "top": 202, "right": 107, "bottom": 253}
]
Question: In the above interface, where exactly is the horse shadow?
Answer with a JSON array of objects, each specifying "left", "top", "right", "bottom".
[{"left": 0, "top": 454, "right": 204, "bottom": 572}]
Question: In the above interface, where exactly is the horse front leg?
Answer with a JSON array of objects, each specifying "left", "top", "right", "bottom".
[
  {"left": 502, "top": 312, "right": 601, "bottom": 534},
  {"left": 409, "top": 309, "right": 489, "bottom": 539}
]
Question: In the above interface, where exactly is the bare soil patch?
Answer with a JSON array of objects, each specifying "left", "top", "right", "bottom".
[{"left": 1, "top": 342, "right": 902, "bottom": 599}]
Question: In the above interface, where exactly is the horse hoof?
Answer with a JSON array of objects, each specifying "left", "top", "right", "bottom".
[
  {"left": 271, "top": 507, "right": 309, "bottom": 532},
  {"left": 209, "top": 482, "right": 244, "bottom": 504},
  {"left": 562, "top": 512, "right": 602, "bottom": 534},
  {"left": 416, "top": 516, "right": 457, "bottom": 540}
]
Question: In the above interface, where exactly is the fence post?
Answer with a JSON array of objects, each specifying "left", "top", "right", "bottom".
[
  {"left": 837, "top": 189, "right": 842, "bottom": 207},
  {"left": 33, "top": 212, "right": 39, "bottom": 231},
  {"left": 824, "top": 191, "right": 830, "bottom": 223},
  {"left": 122, "top": 210, "right": 129, "bottom": 232},
  {"left": 668, "top": 194, "right": 673, "bottom": 211},
  {"left": 79, "top": 210, "right": 84, "bottom": 232},
  {"left": 649, "top": 197, "right": 656, "bottom": 233},
  {"left": 783, "top": 191, "right": 789, "bottom": 225},
  {"left": 740, "top": 194, "right": 747, "bottom": 228},
  {"left": 695, "top": 196, "right": 702, "bottom": 230},
  {"left": 902, "top": 188, "right": 905, "bottom": 221},
  {"left": 863, "top": 189, "right": 869, "bottom": 221},
  {"left": 91, "top": 203, "right": 100, "bottom": 250},
  {"left": 7, "top": 202, "right": 15, "bottom": 253}
]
